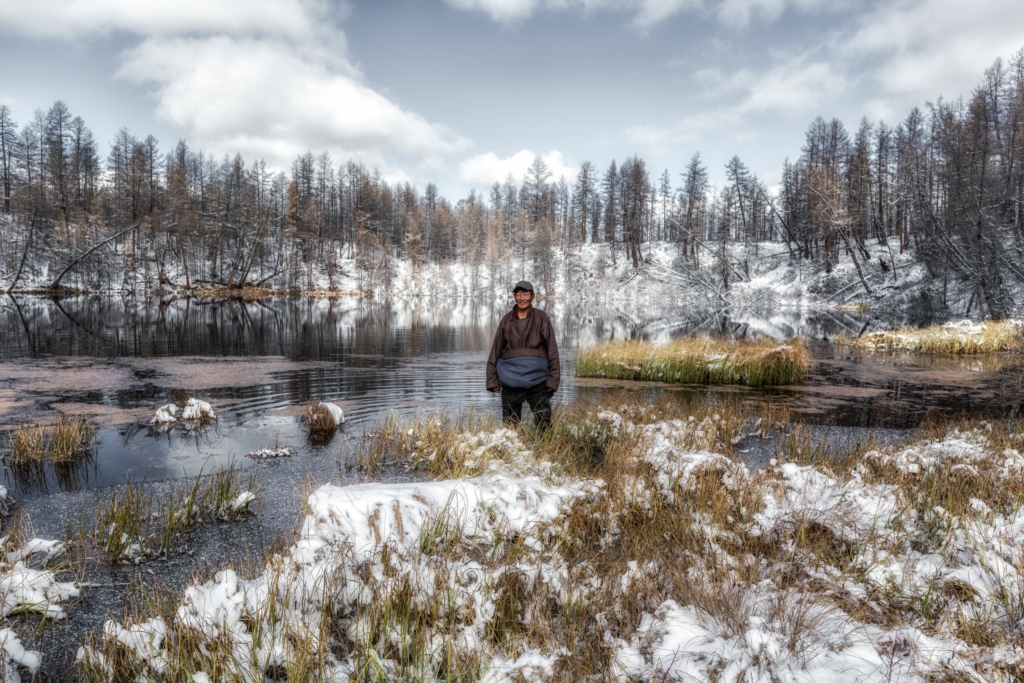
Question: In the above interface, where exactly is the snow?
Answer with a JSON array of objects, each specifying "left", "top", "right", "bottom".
[
  {"left": 80, "top": 414, "right": 1024, "bottom": 681},
  {"left": 0, "top": 536, "right": 78, "bottom": 680},
  {"left": 181, "top": 398, "right": 216, "bottom": 421},
  {"left": 225, "top": 491, "right": 256, "bottom": 515},
  {"left": 153, "top": 399, "right": 216, "bottom": 423},
  {"left": 317, "top": 401, "right": 344, "bottom": 426},
  {"left": 0, "top": 628, "right": 41, "bottom": 683},
  {"left": 245, "top": 446, "right": 296, "bottom": 460},
  {"left": 0, "top": 487, "right": 11, "bottom": 520},
  {"left": 152, "top": 403, "right": 177, "bottom": 423}
]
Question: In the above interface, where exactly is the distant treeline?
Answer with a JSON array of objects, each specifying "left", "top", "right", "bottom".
[{"left": 1, "top": 51, "right": 1024, "bottom": 313}]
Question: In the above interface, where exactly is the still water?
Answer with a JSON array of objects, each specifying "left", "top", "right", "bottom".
[{"left": 0, "top": 295, "right": 1021, "bottom": 497}]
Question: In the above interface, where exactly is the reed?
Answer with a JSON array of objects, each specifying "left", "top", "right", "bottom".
[
  {"left": 78, "top": 399, "right": 1024, "bottom": 682},
  {"left": 92, "top": 465, "right": 260, "bottom": 562},
  {"left": 7, "top": 415, "right": 95, "bottom": 466},
  {"left": 840, "top": 318, "right": 1024, "bottom": 354},
  {"left": 576, "top": 335, "right": 811, "bottom": 386}
]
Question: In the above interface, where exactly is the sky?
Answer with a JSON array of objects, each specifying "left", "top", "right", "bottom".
[{"left": 1, "top": 0, "right": 1023, "bottom": 198}]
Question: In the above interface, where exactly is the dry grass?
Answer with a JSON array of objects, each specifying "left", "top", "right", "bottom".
[
  {"left": 840, "top": 319, "right": 1024, "bottom": 354},
  {"left": 77, "top": 398, "right": 1024, "bottom": 682},
  {"left": 353, "top": 410, "right": 505, "bottom": 477},
  {"left": 89, "top": 464, "right": 260, "bottom": 563},
  {"left": 576, "top": 335, "right": 812, "bottom": 386},
  {"left": 6, "top": 415, "right": 95, "bottom": 466},
  {"left": 306, "top": 400, "right": 338, "bottom": 435}
]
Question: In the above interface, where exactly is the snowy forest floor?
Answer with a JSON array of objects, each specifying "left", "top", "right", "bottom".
[
  {"left": 6, "top": 396, "right": 1024, "bottom": 681},
  {"left": 7, "top": 233, "right": 1008, "bottom": 321}
]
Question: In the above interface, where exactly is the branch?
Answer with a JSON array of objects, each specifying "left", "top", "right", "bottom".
[{"left": 48, "top": 222, "right": 140, "bottom": 291}]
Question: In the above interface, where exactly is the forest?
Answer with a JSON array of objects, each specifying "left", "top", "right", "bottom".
[{"left": 2, "top": 51, "right": 1024, "bottom": 317}]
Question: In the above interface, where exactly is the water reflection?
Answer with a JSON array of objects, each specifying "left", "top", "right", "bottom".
[
  {"left": 0, "top": 295, "right": 1018, "bottom": 497},
  {"left": 0, "top": 295, "right": 908, "bottom": 361}
]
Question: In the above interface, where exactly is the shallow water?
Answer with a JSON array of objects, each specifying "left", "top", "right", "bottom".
[{"left": 0, "top": 295, "right": 1021, "bottom": 498}]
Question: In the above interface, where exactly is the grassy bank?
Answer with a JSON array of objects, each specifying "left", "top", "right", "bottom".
[
  {"left": 841, "top": 318, "right": 1024, "bottom": 354},
  {"left": 73, "top": 398, "right": 1024, "bottom": 682},
  {"left": 576, "top": 336, "right": 812, "bottom": 386}
]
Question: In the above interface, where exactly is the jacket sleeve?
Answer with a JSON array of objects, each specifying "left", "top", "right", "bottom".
[
  {"left": 543, "top": 314, "right": 560, "bottom": 392},
  {"left": 486, "top": 318, "right": 504, "bottom": 391}
]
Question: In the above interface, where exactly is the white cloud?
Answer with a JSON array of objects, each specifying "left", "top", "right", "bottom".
[
  {"left": 0, "top": 0, "right": 469, "bottom": 177},
  {"left": 738, "top": 59, "right": 847, "bottom": 114},
  {"left": 459, "top": 149, "right": 576, "bottom": 188},
  {"left": 627, "top": 54, "right": 846, "bottom": 149},
  {"left": 445, "top": 0, "right": 543, "bottom": 23},
  {"left": 844, "top": 0, "right": 1024, "bottom": 102},
  {"left": 118, "top": 36, "right": 467, "bottom": 170},
  {"left": 0, "top": 0, "right": 324, "bottom": 39},
  {"left": 444, "top": 0, "right": 843, "bottom": 27}
]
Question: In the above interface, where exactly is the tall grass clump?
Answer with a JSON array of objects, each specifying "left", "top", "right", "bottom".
[
  {"left": 91, "top": 465, "right": 260, "bottom": 562},
  {"left": 840, "top": 318, "right": 1024, "bottom": 354},
  {"left": 7, "top": 415, "right": 95, "bottom": 466},
  {"left": 355, "top": 410, "right": 516, "bottom": 478},
  {"left": 306, "top": 400, "right": 337, "bottom": 434},
  {"left": 576, "top": 335, "right": 811, "bottom": 386}
]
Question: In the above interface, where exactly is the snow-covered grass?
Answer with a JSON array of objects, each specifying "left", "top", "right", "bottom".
[
  {"left": 152, "top": 398, "right": 217, "bottom": 426},
  {"left": 576, "top": 336, "right": 811, "bottom": 386},
  {"left": 841, "top": 319, "right": 1024, "bottom": 354},
  {"left": 76, "top": 398, "right": 1024, "bottom": 682},
  {"left": 246, "top": 446, "right": 296, "bottom": 461},
  {"left": 89, "top": 465, "right": 260, "bottom": 563},
  {"left": 6, "top": 415, "right": 95, "bottom": 466},
  {"left": 308, "top": 401, "right": 345, "bottom": 436},
  {"left": 0, "top": 523, "right": 79, "bottom": 682}
]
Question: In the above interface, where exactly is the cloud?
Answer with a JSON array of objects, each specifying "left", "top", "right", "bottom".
[
  {"left": 0, "top": 0, "right": 469, "bottom": 177},
  {"left": 444, "top": 0, "right": 842, "bottom": 27},
  {"left": 627, "top": 53, "right": 846, "bottom": 149},
  {"left": 459, "top": 149, "right": 576, "bottom": 188},
  {"left": 445, "top": 0, "right": 543, "bottom": 23},
  {"left": 0, "top": 0, "right": 324, "bottom": 39},
  {"left": 843, "top": 0, "right": 1024, "bottom": 102},
  {"left": 118, "top": 36, "right": 467, "bottom": 170}
]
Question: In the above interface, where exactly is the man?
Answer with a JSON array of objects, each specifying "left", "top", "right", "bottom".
[{"left": 486, "top": 280, "right": 560, "bottom": 430}]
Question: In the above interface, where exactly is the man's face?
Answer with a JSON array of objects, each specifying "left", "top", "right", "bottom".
[{"left": 514, "top": 290, "right": 533, "bottom": 309}]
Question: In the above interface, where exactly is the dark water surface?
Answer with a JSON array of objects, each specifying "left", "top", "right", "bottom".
[{"left": 0, "top": 295, "right": 1022, "bottom": 498}]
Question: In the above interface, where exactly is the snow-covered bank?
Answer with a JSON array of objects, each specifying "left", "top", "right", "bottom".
[
  {"left": 7, "top": 232, "right": 1003, "bottom": 318},
  {"left": 77, "top": 400, "right": 1024, "bottom": 681}
]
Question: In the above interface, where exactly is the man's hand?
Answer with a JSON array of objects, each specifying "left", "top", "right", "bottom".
[{"left": 489, "top": 387, "right": 502, "bottom": 394}]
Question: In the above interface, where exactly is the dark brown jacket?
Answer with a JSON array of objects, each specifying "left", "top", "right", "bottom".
[{"left": 486, "top": 306, "right": 560, "bottom": 392}]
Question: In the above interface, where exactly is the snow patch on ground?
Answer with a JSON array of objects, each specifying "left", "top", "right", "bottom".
[{"left": 81, "top": 416, "right": 1024, "bottom": 681}]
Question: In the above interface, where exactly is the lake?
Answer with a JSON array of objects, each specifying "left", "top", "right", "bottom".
[{"left": 0, "top": 295, "right": 1020, "bottom": 498}]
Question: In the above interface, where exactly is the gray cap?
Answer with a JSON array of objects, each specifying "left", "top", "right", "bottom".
[{"left": 512, "top": 280, "right": 534, "bottom": 294}]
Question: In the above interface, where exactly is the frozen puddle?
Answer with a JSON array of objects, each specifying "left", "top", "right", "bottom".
[{"left": 65, "top": 413, "right": 1024, "bottom": 682}]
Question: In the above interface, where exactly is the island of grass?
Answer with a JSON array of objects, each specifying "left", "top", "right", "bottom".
[
  {"left": 841, "top": 319, "right": 1024, "bottom": 354},
  {"left": 575, "top": 335, "right": 812, "bottom": 386}
]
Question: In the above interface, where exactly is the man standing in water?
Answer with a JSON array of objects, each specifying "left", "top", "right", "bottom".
[{"left": 486, "top": 281, "right": 560, "bottom": 430}]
